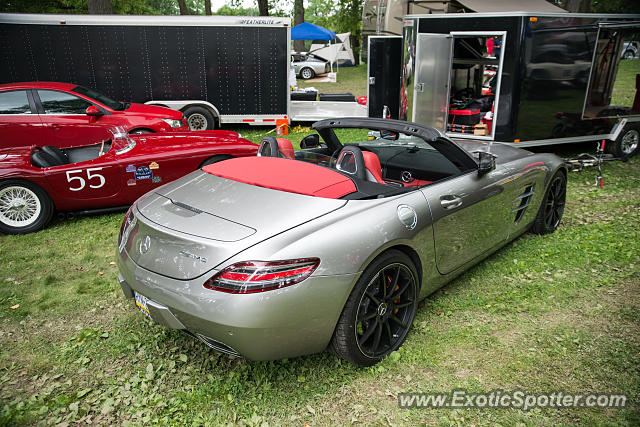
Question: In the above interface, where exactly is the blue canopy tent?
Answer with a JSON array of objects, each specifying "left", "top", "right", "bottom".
[
  {"left": 291, "top": 23, "right": 338, "bottom": 75},
  {"left": 291, "top": 22, "right": 336, "bottom": 41}
]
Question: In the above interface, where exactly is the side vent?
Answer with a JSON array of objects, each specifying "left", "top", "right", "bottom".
[{"left": 513, "top": 184, "right": 535, "bottom": 223}]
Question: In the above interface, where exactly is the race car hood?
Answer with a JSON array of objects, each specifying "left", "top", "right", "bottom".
[{"left": 123, "top": 170, "right": 347, "bottom": 280}]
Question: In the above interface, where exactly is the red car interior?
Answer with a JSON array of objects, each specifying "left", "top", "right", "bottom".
[
  {"left": 362, "top": 151, "right": 385, "bottom": 184},
  {"left": 276, "top": 138, "right": 295, "bottom": 160},
  {"left": 203, "top": 157, "right": 357, "bottom": 199}
]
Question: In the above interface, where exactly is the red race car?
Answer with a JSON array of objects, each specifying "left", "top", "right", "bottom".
[
  {"left": 0, "top": 128, "right": 258, "bottom": 234},
  {"left": 0, "top": 82, "right": 190, "bottom": 149}
]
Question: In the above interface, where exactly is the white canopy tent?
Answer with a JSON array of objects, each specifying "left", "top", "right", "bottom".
[{"left": 310, "top": 32, "right": 356, "bottom": 71}]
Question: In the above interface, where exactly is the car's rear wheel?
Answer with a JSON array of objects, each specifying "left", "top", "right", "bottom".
[
  {"left": 0, "top": 180, "right": 53, "bottom": 235},
  {"left": 330, "top": 250, "right": 419, "bottom": 367},
  {"left": 300, "top": 67, "right": 315, "bottom": 80},
  {"left": 184, "top": 106, "right": 215, "bottom": 131},
  {"left": 531, "top": 171, "right": 566, "bottom": 235}
]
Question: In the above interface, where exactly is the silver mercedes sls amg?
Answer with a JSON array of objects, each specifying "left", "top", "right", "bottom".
[{"left": 117, "top": 118, "right": 567, "bottom": 367}]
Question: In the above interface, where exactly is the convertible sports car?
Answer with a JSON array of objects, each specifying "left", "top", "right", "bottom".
[
  {"left": 117, "top": 118, "right": 567, "bottom": 366},
  {"left": 0, "top": 128, "right": 258, "bottom": 234}
]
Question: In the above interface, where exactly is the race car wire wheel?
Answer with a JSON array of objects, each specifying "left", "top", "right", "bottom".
[
  {"left": 543, "top": 174, "right": 566, "bottom": 231},
  {"left": 355, "top": 262, "right": 417, "bottom": 359},
  {"left": 0, "top": 185, "right": 42, "bottom": 227}
]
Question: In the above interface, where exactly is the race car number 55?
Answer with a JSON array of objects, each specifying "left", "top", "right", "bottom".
[{"left": 66, "top": 168, "right": 106, "bottom": 191}]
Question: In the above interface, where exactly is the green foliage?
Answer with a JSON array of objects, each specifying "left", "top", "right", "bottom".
[
  {"left": 590, "top": 0, "right": 640, "bottom": 13},
  {"left": 214, "top": 4, "right": 258, "bottom": 16}
]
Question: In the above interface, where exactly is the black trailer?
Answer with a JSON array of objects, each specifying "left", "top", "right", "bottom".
[
  {"left": 374, "top": 12, "right": 640, "bottom": 158},
  {"left": 0, "top": 13, "right": 291, "bottom": 130}
]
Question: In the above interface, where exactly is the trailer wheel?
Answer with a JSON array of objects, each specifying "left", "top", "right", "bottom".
[
  {"left": 611, "top": 124, "right": 640, "bottom": 159},
  {"left": 184, "top": 107, "right": 215, "bottom": 131},
  {"left": 300, "top": 67, "right": 315, "bottom": 80}
]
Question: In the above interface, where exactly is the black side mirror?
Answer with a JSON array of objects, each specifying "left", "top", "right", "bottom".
[
  {"left": 300, "top": 134, "right": 320, "bottom": 149},
  {"left": 477, "top": 151, "right": 496, "bottom": 175}
]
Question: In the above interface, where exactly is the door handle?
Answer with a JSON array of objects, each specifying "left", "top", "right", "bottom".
[
  {"left": 440, "top": 197, "right": 462, "bottom": 209},
  {"left": 369, "top": 77, "right": 376, "bottom": 85}
]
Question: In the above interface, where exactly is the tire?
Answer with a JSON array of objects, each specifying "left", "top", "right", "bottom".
[
  {"left": 610, "top": 125, "right": 640, "bottom": 159},
  {"left": 199, "top": 155, "right": 232, "bottom": 168},
  {"left": 329, "top": 250, "right": 419, "bottom": 367},
  {"left": 129, "top": 128, "right": 154, "bottom": 134},
  {"left": 184, "top": 106, "right": 215, "bottom": 131},
  {"left": 531, "top": 171, "right": 566, "bottom": 235},
  {"left": 623, "top": 50, "right": 635, "bottom": 60},
  {"left": 0, "top": 180, "right": 53, "bottom": 235},
  {"left": 300, "top": 67, "right": 315, "bottom": 80}
]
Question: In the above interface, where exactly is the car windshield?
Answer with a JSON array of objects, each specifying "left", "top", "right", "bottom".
[
  {"left": 110, "top": 127, "right": 136, "bottom": 154},
  {"left": 72, "top": 86, "right": 126, "bottom": 111}
]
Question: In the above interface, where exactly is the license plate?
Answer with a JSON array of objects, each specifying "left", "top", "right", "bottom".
[{"left": 134, "top": 291, "right": 152, "bottom": 319}]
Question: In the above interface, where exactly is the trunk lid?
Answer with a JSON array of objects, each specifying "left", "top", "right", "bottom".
[{"left": 125, "top": 171, "right": 347, "bottom": 280}]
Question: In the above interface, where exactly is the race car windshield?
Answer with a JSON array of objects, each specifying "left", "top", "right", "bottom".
[{"left": 72, "top": 86, "right": 126, "bottom": 111}]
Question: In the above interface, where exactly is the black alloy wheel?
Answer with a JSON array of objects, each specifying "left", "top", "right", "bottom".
[
  {"left": 532, "top": 172, "right": 566, "bottom": 234},
  {"left": 330, "top": 250, "right": 419, "bottom": 366},
  {"left": 355, "top": 263, "right": 417, "bottom": 358}
]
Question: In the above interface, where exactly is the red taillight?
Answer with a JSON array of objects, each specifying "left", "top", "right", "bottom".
[{"left": 204, "top": 258, "right": 320, "bottom": 294}]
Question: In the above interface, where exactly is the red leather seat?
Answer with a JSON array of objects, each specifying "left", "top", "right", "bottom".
[
  {"left": 361, "top": 151, "right": 385, "bottom": 184},
  {"left": 276, "top": 138, "right": 295, "bottom": 160}
]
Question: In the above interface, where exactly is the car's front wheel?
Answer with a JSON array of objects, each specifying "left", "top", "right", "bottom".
[
  {"left": 330, "top": 250, "right": 419, "bottom": 366},
  {"left": 300, "top": 67, "right": 315, "bottom": 80},
  {"left": 0, "top": 180, "right": 53, "bottom": 235},
  {"left": 531, "top": 171, "right": 566, "bottom": 235}
]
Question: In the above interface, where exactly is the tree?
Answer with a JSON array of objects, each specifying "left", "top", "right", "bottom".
[
  {"left": 204, "top": 0, "right": 211, "bottom": 15},
  {"left": 305, "top": 0, "right": 363, "bottom": 64},
  {"left": 257, "top": 0, "right": 269, "bottom": 16},
  {"left": 176, "top": 0, "right": 189, "bottom": 14},
  {"left": 293, "top": 0, "right": 304, "bottom": 51},
  {"left": 88, "top": 0, "right": 113, "bottom": 13}
]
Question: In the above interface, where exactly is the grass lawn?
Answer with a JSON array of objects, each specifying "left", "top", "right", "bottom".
[{"left": 1, "top": 64, "right": 640, "bottom": 426}]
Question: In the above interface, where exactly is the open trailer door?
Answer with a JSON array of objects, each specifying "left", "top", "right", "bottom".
[
  {"left": 412, "top": 33, "right": 453, "bottom": 132},
  {"left": 367, "top": 36, "right": 402, "bottom": 118},
  {"left": 583, "top": 21, "right": 640, "bottom": 120}
]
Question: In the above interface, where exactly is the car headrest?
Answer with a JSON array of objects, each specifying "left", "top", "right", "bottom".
[
  {"left": 336, "top": 145, "right": 366, "bottom": 180},
  {"left": 258, "top": 136, "right": 279, "bottom": 157},
  {"left": 361, "top": 151, "right": 385, "bottom": 184},
  {"left": 41, "top": 145, "right": 68, "bottom": 165},
  {"left": 31, "top": 150, "right": 60, "bottom": 168},
  {"left": 276, "top": 138, "right": 295, "bottom": 159}
]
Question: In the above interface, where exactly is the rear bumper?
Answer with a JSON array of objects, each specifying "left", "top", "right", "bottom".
[{"left": 117, "top": 252, "right": 359, "bottom": 360}]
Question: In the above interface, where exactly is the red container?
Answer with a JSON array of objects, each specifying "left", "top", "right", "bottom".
[{"left": 448, "top": 108, "right": 481, "bottom": 125}]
